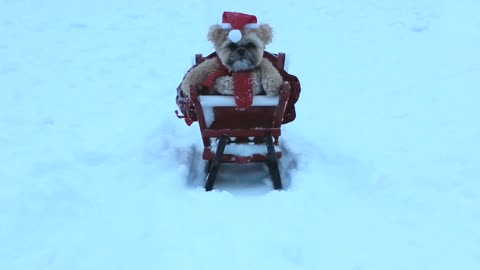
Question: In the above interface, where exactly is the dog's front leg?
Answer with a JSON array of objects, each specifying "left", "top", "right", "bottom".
[
  {"left": 180, "top": 58, "right": 220, "bottom": 97},
  {"left": 260, "top": 59, "right": 283, "bottom": 96}
]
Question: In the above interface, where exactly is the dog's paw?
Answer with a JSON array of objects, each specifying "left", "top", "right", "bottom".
[
  {"left": 265, "top": 89, "right": 280, "bottom": 96},
  {"left": 213, "top": 76, "right": 234, "bottom": 95},
  {"left": 262, "top": 76, "right": 282, "bottom": 96}
]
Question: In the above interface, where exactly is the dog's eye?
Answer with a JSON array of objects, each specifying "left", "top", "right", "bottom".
[
  {"left": 245, "top": 42, "right": 256, "bottom": 49},
  {"left": 228, "top": 43, "right": 238, "bottom": 50}
]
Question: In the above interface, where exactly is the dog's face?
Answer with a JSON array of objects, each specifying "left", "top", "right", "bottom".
[
  {"left": 217, "top": 32, "right": 264, "bottom": 72},
  {"left": 208, "top": 24, "right": 273, "bottom": 72}
]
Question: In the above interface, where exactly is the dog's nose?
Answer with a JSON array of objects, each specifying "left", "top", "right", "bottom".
[{"left": 237, "top": 48, "right": 246, "bottom": 55}]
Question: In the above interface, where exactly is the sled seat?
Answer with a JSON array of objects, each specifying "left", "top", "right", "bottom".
[{"left": 189, "top": 52, "right": 291, "bottom": 191}]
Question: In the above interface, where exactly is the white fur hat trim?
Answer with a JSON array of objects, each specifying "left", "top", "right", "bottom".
[{"left": 228, "top": 29, "right": 242, "bottom": 43}]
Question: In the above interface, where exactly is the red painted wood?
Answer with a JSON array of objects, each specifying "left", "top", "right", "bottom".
[
  {"left": 209, "top": 107, "right": 277, "bottom": 129},
  {"left": 202, "top": 129, "right": 281, "bottom": 138},
  {"left": 273, "top": 82, "right": 290, "bottom": 128},
  {"left": 195, "top": 54, "right": 203, "bottom": 65},
  {"left": 190, "top": 85, "right": 211, "bottom": 147},
  {"left": 277, "top": 53, "right": 285, "bottom": 69},
  {"left": 202, "top": 151, "right": 282, "bottom": 164}
]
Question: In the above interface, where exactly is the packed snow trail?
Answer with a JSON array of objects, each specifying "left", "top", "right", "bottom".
[{"left": 1, "top": 0, "right": 479, "bottom": 269}]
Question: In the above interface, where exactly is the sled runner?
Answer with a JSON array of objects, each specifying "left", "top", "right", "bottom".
[{"left": 176, "top": 52, "right": 300, "bottom": 191}]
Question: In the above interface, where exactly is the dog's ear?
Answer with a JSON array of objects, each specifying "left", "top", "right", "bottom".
[
  {"left": 256, "top": 23, "right": 273, "bottom": 45},
  {"left": 207, "top": 24, "right": 228, "bottom": 48}
]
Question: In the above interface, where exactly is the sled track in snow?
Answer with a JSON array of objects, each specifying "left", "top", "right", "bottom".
[{"left": 182, "top": 143, "right": 299, "bottom": 194}]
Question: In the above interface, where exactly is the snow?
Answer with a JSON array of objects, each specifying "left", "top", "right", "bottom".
[
  {"left": 209, "top": 138, "right": 280, "bottom": 156},
  {"left": 1, "top": 0, "right": 480, "bottom": 269},
  {"left": 200, "top": 95, "right": 279, "bottom": 107}
]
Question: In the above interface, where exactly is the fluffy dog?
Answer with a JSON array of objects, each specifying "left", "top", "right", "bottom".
[{"left": 180, "top": 12, "right": 283, "bottom": 104}]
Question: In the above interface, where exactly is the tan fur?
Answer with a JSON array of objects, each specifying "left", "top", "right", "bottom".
[
  {"left": 181, "top": 19, "right": 282, "bottom": 98},
  {"left": 213, "top": 70, "right": 262, "bottom": 95},
  {"left": 207, "top": 25, "right": 229, "bottom": 50},
  {"left": 181, "top": 58, "right": 220, "bottom": 97},
  {"left": 216, "top": 31, "right": 264, "bottom": 69},
  {"left": 212, "top": 59, "right": 281, "bottom": 96},
  {"left": 256, "top": 24, "right": 273, "bottom": 45},
  {"left": 259, "top": 58, "right": 282, "bottom": 96}
]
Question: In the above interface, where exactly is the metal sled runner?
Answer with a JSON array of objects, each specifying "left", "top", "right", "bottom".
[{"left": 176, "top": 52, "right": 300, "bottom": 191}]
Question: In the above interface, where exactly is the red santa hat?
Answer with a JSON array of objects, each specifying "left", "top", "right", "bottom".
[{"left": 221, "top": 11, "right": 259, "bottom": 43}]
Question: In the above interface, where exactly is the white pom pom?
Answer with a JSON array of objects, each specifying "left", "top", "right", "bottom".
[{"left": 228, "top": 29, "right": 242, "bottom": 43}]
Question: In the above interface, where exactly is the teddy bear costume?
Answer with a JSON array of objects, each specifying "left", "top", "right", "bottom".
[{"left": 176, "top": 12, "right": 300, "bottom": 125}]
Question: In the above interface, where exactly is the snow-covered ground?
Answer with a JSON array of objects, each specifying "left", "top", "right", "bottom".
[{"left": 1, "top": 0, "right": 479, "bottom": 269}]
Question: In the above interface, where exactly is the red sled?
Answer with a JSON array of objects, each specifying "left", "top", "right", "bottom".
[{"left": 176, "top": 51, "right": 301, "bottom": 191}]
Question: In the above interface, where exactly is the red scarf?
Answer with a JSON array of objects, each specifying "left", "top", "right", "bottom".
[{"left": 202, "top": 58, "right": 253, "bottom": 110}]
